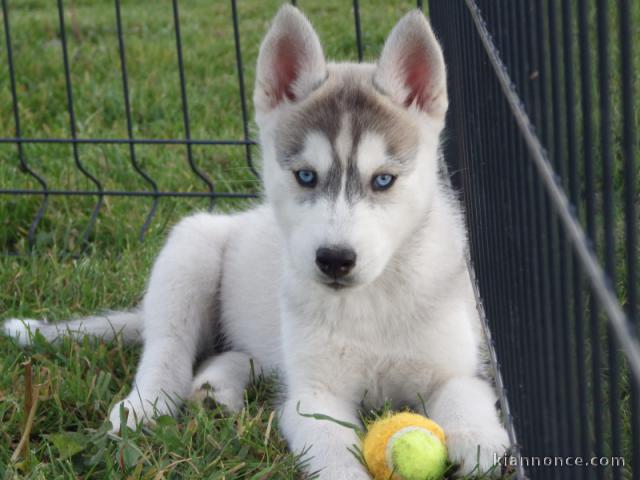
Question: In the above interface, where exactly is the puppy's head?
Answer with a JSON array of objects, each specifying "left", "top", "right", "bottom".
[{"left": 254, "top": 6, "right": 448, "bottom": 290}]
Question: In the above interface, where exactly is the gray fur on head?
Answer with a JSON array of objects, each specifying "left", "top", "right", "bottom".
[{"left": 255, "top": 7, "right": 448, "bottom": 121}]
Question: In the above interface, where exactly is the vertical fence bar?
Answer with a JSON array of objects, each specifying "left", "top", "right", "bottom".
[
  {"left": 545, "top": 2, "right": 572, "bottom": 460},
  {"left": 537, "top": 0, "right": 563, "bottom": 462},
  {"left": 230, "top": 0, "right": 258, "bottom": 179},
  {"left": 503, "top": 2, "right": 521, "bottom": 426},
  {"left": 577, "top": 0, "right": 596, "bottom": 248},
  {"left": 535, "top": 0, "right": 552, "bottom": 153},
  {"left": 561, "top": 0, "right": 585, "bottom": 465},
  {"left": 577, "top": 1, "right": 604, "bottom": 473},
  {"left": 513, "top": 0, "right": 538, "bottom": 456},
  {"left": 537, "top": 0, "right": 568, "bottom": 453},
  {"left": 486, "top": 6, "right": 515, "bottom": 424},
  {"left": 547, "top": 0, "right": 566, "bottom": 180},
  {"left": 114, "top": 0, "right": 159, "bottom": 240},
  {"left": 526, "top": 4, "right": 557, "bottom": 459},
  {"left": 500, "top": 5, "right": 523, "bottom": 425},
  {"left": 619, "top": 0, "right": 640, "bottom": 476},
  {"left": 504, "top": 2, "right": 529, "bottom": 447},
  {"left": 57, "top": 0, "right": 104, "bottom": 250},
  {"left": 528, "top": 0, "right": 543, "bottom": 134},
  {"left": 486, "top": 1, "right": 509, "bottom": 418},
  {"left": 1, "top": 0, "right": 49, "bottom": 251},
  {"left": 553, "top": 0, "right": 580, "bottom": 467},
  {"left": 172, "top": 0, "right": 215, "bottom": 209},
  {"left": 547, "top": 0, "right": 571, "bottom": 457},
  {"left": 521, "top": 2, "right": 543, "bottom": 458},
  {"left": 561, "top": 0, "right": 578, "bottom": 217},
  {"left": 557, "top": 8, "right": 578, "bottom": 466},
  {"left": 596, "top": 2, "right": 622, "bottom": 478},
  {"left": 475, "top": 5, "right": 508, "bottom": 407},
  {"left": 352, "top": 0, "right": 363, "bottom": 62}
]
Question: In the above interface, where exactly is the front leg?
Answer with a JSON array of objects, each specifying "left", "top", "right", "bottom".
[
  {"left": 110, "top": 213, "right": 232, "bottom": 431},
  {"left": 427, "top": 376, "right": 509, "bottom": 477},
  {"left": 279, "top": 390, "right": 369, "bottom": 480}
]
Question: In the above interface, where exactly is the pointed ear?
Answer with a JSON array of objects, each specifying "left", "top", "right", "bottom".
[
  {"left": 254, "top": 5, "right": 326, "bottom": 113},
  {"left": 373, "top": 10, "right": 448, "bottom": 119}
]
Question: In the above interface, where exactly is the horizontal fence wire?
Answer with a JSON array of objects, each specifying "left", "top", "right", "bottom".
[
  {"left": 0, "top": 138, "right": 257, "bottom": 145},
  {"left": 0, "top": 190, "right": 257, "bottom": 199},
  {"left": 429, "top": 0, "right": 640, "bottom": 478}
]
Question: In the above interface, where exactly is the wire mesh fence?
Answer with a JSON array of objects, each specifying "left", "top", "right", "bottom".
[
  {"left": 429, "top": 0, "right": 639, "bottom": 478},
  {"left": 1, "top": 0, "right": 639, "bottom": 479},
  {"left": 1, "top": 0, "right": 262, "bottom": 252}
]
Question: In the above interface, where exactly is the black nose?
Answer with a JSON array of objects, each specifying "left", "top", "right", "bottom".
[{"left": 315, "top": 247, "right": 357, "bottom": 279}]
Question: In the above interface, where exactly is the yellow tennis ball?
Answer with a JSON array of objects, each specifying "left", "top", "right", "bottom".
[{"left": 362, "top": 412, "right": 448, "bottom": 480}]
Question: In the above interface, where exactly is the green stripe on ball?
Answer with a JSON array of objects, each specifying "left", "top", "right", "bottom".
[{"left": 389, "top": 428, "right": 448, "bottom": 480}]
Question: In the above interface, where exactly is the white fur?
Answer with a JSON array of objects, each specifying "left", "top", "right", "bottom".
[
  {"left": 356, "top": 131, "right": 389, "bottom": 175},
  {"left": 3, "top": 6, "right": 508, "bottom": 479},
  {"left": 2, "top": 312, "right": 141, "bottom": 346},
  {"left": 297, "top": 130, "right": 334, "bottom": 174},
  {"left": 3, "top": 319, "right": 42, "bottom": 346}
]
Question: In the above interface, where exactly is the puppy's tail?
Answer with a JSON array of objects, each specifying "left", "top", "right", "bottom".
[{"left": 2, "top": 310, "right": 142, "bottom": 346}]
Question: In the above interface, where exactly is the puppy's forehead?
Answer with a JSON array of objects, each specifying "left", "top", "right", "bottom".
[{"left": 277, "top": 83, "right": 418, "bottom": 163}]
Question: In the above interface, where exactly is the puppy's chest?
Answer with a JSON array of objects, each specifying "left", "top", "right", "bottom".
[
  {"left": 339, "top": 346, "right": 441, "bottom": 409},
  {"left": 326, "top": 321, "right": 445, "bottom": 397},
  {"left": 323, "top": 310, "right": 470, "bottom": 407},
  {"left": 292, "top": 285, "right": 477, "bottom": 403}
]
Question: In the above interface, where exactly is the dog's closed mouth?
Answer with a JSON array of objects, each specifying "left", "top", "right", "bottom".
[
  {"left": 316, "top": 275, "right": 352, "bottom": 290},
  {"left": 327, "top": 281, "right": 348, "bottom": 290},
  {"left": 321, "top": 280, "right": 351, "bottom": 291}
]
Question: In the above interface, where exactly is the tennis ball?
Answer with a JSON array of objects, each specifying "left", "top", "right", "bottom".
[
  {"left": 362, "top": 412, "right": 448, "bottom": 480},
  {"left": 390, "top": 427, "right": 448, "bottom": 480}
]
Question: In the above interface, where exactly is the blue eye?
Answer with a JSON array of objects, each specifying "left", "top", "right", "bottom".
[
  {"left": 294, "top": 169, "right": 317, "bottom": 187},
  {"left": 372, "top": 174, "right": 396, "bottom": 191}
]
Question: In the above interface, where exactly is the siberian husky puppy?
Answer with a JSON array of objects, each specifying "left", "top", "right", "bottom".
[{"left": 4, "top": 6, "right": 508, "bottom": 478}]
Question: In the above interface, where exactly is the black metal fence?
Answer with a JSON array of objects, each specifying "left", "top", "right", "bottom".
[
  {"left": 2, "top": 0, "right": 639, "bottom": 479},
  {"left": 429, "top": 1, "right": 640, "bottom": 479},
  {"left": 1, "top": 0, "right": 260, "bottom": 251}
]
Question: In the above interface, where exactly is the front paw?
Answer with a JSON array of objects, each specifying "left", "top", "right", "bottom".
[
  {"left": 108, "top": 395, "right": 171, "bottom": 432},
  {"left": 446, "top": 425, "right": 509, "bottom": 477}
]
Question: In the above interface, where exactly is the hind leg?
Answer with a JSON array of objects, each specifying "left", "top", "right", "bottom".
[
  {"left": 109, "top": 213, "right": 234, "bottom": 431},
  {"left": 190, "top": 351, "right": 255, "bottom": 412}
]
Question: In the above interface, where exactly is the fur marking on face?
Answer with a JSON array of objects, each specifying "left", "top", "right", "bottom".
[{"left": 276, "top": 84, "right": 419, "bottom": 203}]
